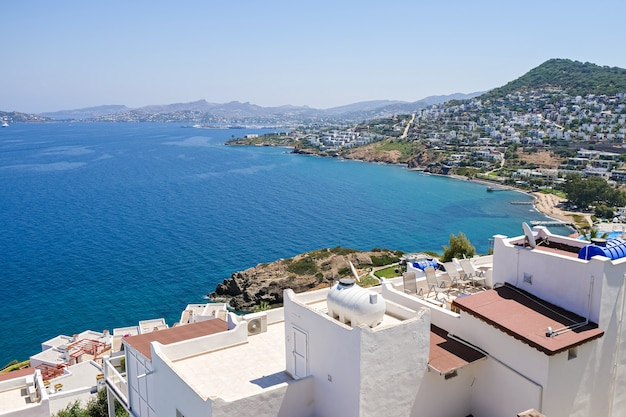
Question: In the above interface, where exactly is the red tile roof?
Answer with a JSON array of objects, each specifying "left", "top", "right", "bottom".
[
  {"left": 453, "top": 284, "right": 604, "bottom": 356},
  {"left": 429, "top": 325, "right": 485, "bottom": 374},
  {"left": 123, "top": 319, "right": 228, "bottom": 360}
]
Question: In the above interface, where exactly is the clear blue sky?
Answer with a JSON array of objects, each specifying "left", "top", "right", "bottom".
[{"left": 3, "top": 0, "right": 626, "bottom": 113}]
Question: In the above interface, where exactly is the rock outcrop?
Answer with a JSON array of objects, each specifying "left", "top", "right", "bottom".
[{"left": 208, "top": 247, "right": 401, "bottom": 311}]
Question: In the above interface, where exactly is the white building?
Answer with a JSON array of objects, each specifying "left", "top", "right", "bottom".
[
  {"left": 0, "top": 318, "right": 176, "bottom": 417},
  {"left": 0, "top": 369, "right": 50, "bottom": 417},
  {"left": 100, "top": 225, "right": 626, "bottom": 417}
]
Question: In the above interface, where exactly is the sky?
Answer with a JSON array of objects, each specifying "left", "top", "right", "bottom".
[{"left": 3, "top": 0, "right": 626, "bottom": 113}]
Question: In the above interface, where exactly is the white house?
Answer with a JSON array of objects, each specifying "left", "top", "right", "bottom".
[
  {"left": 0, "top": 369, "right": 50, "bottom": 417},
  {"left": 98, "top": 224, "right": 626, "bottom": 417}
]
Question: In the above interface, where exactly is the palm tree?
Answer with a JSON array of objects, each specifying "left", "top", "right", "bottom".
[{"left": 586, "top": 227, "right": 609, "bottom": 241}]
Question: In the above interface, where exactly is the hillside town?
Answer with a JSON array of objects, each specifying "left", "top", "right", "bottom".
[
  {"left": 257, "top": 89, "right": 626, "bottom": 191},
  {"left": 5, "top": 58, "right": 626, "bottom": 417}
]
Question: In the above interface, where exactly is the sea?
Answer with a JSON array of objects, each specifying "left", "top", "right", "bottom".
[{"left": 0, "top": 122, "right": 560, "bottom": 366}]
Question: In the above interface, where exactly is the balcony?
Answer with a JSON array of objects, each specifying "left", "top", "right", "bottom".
[{"left": 103, "top": 355, "right": 128, "bottom": 408}]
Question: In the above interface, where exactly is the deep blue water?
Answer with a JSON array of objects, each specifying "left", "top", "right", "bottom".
[{"left": 0, "top": 123, "right": 554, "bottom": 365}]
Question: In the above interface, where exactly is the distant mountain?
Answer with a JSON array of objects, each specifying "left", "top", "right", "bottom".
[
  {"left": 483, "top": 59, "right": 626, "bottom": 99},
  {"left": 322, "top": 100, "right": 408, "bottom": 115},
  {"left": 416, "top": 92, "right": 484, "bottom": 106},
  {"left": 29, "top": 92, "right": 483, "bottom": 124},
  {"left": 331, "top": 92, "right": 483, "bottom": 120},
  {"left": 41, "top": 105, "right": 130, "bottom": 120}
]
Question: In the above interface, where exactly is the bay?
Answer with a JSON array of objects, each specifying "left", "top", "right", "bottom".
[{"left": 0, "top": 123, "right": 554, "bottom": 365}]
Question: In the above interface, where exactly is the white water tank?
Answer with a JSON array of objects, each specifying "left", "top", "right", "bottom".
[{"left": 327, "top": 278, "right": 386, "bottom": 328}]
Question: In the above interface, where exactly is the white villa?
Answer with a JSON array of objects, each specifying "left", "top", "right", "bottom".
[
  {"left": 98, "top": 225, "right": 624, "bottom": 417},
  {"left": 4, "top": 225, "right": 626, "bottom": 416}
]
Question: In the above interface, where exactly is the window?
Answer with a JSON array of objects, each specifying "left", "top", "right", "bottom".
[
  {"left": 523, "top": 273, "right": 533, "bottom": 284},
  {"left": 568, "top": 347, "right": 578, "bottom": 360}
]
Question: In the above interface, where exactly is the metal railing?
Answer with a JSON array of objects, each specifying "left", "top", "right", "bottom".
[{"left": 103, "top": 357, "right": 128, "bottom": 406}]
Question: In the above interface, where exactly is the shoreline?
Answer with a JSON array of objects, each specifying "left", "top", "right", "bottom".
[
  {"left": 292, "top": 147, "right": 587, "bottom": 227},
  {"left": 381, "top": 162, "right": 593, "bottom": 229}
]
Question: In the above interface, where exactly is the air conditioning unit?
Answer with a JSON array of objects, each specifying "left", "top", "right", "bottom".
[
  {"left": 28, "top": 385, "right": 39, "bottom": 402},
  {"left": 246, "top": 313, "right": 268, "bottom": 335}
]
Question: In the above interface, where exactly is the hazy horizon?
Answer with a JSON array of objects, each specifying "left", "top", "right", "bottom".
[
  {"left": 3, "top": 0, "right": 626, "bottom": 113},
  {"left": 33, "top": 92, "right": 482, "bottom": 115}
]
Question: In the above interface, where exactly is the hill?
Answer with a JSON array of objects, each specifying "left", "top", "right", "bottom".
[
  {"left": 40, "top": 105, "right": 130, "bottom": 120},
  {"left": 483, "top": 59, "right": 626, "bottom": 99},
  {"left": 0, "top": 111, "right": 51, "bottom": 123}
]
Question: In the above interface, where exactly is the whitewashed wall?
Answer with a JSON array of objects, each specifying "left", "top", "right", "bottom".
[
  {"left": 125, "top": 346, "right": 155, "bottom": 417},
  {"left": 359, "top": 313, "right": 430, "bottom": 417},
  {"left": 151, "top": 344, "right": 212, "bottom": 417},
  {"left": 492, "top": 234, "right": 601, "bottom": 322},
  {"left": 211, "top": 377, "right": 315, "bottom": 417},
  {"left": 492, "top": 231, "right": 626, "bottom": 417},
  {"left": 284, "top": 289, "right": 362, "bottom": 417},
  {"left": 284, "top": 288, "right": 431, "bottom": 417},
  {"left": 472, "top": 358, "right": 542, "bottom": 417},
  {"left": 411, "top": 363, "right": 480, "bottom": 417},
  {"left": 542, "top": 342, "right": 608, "bottom": 417}
]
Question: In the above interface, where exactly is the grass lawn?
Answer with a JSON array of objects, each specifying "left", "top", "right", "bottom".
[{"left": 374, "top": 265, "right": 401, "bottom": 279}]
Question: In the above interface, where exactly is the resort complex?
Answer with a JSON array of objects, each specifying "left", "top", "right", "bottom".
[{"left": 3, "top": 224, "right": 626, "bottom": 416}]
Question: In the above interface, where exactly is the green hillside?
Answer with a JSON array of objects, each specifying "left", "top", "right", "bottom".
[{"left": 483, "top": 59, "right": 626, "bottom": 99}]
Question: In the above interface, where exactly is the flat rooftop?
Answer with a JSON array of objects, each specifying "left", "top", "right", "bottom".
[
  {"left": 47, "top": 361, "right": 101, "bottom": 393},
  {"left": 171, "top": 321, "right": 290, "bottom": 402},
  {"left": 124, "top": 319, "right": 228, "bottom": 360},
  {"left": 33, "top": 330, "right": 109, "bottom": 365},
  {"left": 429, "top": 325, "right": 485, "bottom": 374},
  {"left": 453, "top": 284, "right": 604, "bottom": 355},
  {"left": 0, "top": 370, "right": 40, "bottom": 414},
  {"left": 0, "top": 383, "right": 36, "bottom": 414}
]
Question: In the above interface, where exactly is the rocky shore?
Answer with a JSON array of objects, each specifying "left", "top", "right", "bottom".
[{"left": 208, "top": 247, "right": 402, "bottom": 311}]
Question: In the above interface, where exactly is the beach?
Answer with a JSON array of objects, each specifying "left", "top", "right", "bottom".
[{"left": 530, "top": 191, "right": 593, "bottom": 228}]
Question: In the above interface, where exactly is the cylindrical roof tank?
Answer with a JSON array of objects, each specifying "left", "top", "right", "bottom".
[
  {"left": 579, "top": 238, "right": 626, "bottom": 260},
  {"left": 326, "top": 278, "right": 386, "bottom": 328}
]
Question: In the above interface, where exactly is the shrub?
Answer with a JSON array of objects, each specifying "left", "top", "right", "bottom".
[
  {"left": 329, "top": 246, "right": 358, "bottom": 255},
  {"left": 287, "top": 257, "right": 318, "bottom": 275},
  {"left": 441, "top": 232, "right": 476, "bottom": 262},
  {"left": 371, "top": 254, "right": 400, "bottom": 266},
  {"left": 53, "top": 388, "right": 128, "bottom": 417},
  {"left": 337, "top": 266, "right": 352, "bottom": 277}
]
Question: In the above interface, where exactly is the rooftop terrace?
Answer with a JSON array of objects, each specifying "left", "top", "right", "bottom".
[
  {"left": 170, "top": 321, "right": 290, "bottom": 402},
  {"left": 453, "top": 283, "right": 604, "bottom": 355}
]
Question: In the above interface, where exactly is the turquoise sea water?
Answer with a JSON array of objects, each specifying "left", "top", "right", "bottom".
[{"left": 0, "top": 123, "right": 555, "bottom": 365}]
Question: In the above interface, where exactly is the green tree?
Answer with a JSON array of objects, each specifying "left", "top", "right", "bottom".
[
  {"left": 563, "top": 174, "right": 623, "bottom": 208},
  {"left": 441, "top": 232, "right": 476, "bottom": 262},
  {"left": 85, "top": 388, "right": 109, "bottom": 417},
  {"left": 54, "top": 401, "right": 88, "bottom": 417},
  {"left": 595, "top": 204, "right": 614, "bottom": 220},
  {"left": 53, "top": 389, "right": 128, "bottom": 417}
]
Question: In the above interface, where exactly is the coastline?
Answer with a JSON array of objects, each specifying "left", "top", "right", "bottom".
[
  {"left": 291, "top": 146, "right": 594, "bottom": 230},
  {"left": 407, "top": 167, "right": 592, "bottom": 228}
]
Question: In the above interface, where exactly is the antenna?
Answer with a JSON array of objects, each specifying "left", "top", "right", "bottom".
[
  {"left": 349, "top": 261, "right": 360, "bottom": 282},
  {"left": 522, "top": 222, "right": 536, "bottom": 248}
]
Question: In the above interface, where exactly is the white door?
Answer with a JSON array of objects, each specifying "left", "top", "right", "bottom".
[{"left": 293, "top": 327, "right": 308, "bottom": 378}]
